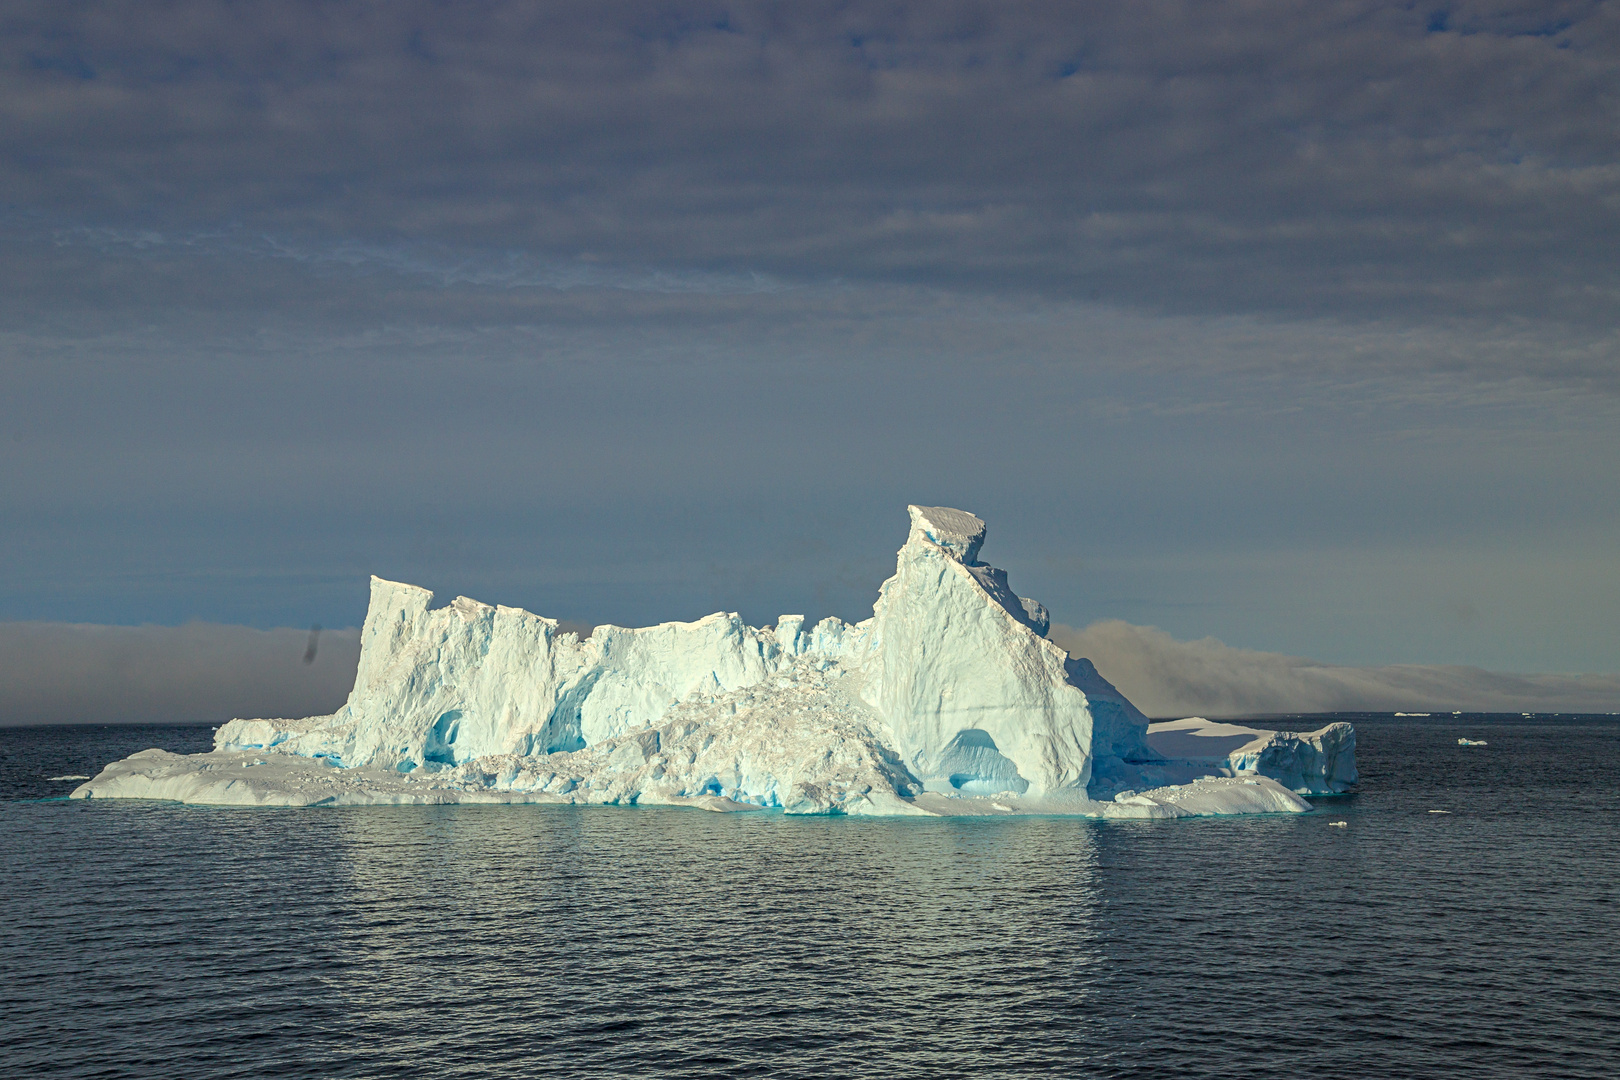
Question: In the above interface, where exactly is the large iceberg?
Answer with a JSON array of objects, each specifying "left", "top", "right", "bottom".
[{"left": 74, "top": 505, "right": 1356, "bottom": 816}]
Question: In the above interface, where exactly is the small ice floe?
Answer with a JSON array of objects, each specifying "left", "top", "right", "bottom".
[
  {"left": 1428, "top": 810, "right": 1451, "bottom": 814},
  {"left": 46, "top": 775, "right": 91, "bottom": 781},
  {"left": 1457, "top": 738, "right": 1488, "bottom": 746},
  {"left": 1329, "top": 821, "right": 1348, "bottom": 828}
]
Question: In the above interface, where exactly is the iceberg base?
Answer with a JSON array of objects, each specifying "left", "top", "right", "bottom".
[{"left": 72, "top": 718, "right": 1321, "bottom": 819}]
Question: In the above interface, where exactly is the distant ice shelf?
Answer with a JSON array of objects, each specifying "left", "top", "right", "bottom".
[{"left": 75, "top": 505, "right": 1357, "bottom": 818}]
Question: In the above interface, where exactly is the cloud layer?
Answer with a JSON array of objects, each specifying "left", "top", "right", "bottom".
[
  {"left": 4, "top": 1, "right": 1618, "bottom": 330},
  {"left": 1051, "top": 621, "right": 1620, "bottom": 717},
  {"left": 0, "top": 621, "right": 361, "bottom": 726}
]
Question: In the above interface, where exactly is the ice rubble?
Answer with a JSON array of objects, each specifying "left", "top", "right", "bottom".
[{"left": 74, "top": 505, "right": 1356, "bottom": 817}]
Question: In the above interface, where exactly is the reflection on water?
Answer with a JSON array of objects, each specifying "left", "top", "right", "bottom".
[
  {"left": 324, "top": 808, "right": 1106, "bottom": 1077},
  {"left": 3, "top": 718, "right": 1617, "bottom": 1079}
]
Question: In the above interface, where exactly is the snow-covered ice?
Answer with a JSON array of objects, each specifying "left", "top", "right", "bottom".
[
  {"left": 74, "top": 505, "right": 1356, "bottom": 818},
  {"left": 1135, "top": 716, "right": 1357, "bottom": 795}
]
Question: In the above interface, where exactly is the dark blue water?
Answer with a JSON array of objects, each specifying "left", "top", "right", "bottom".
[{"left": 3, "top": 716, "right": 1616, "bottom": 1079}]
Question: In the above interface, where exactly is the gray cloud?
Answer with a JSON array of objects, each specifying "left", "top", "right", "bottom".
[
  {"left": 41, "top": 223, "right": 792, "bottom": 296},
  {"left": 1052, "top": 620, "right": 1620, "bottom": 717},
  {"left": 0, "top": 621, "right": 361, "bottom": 725},
  {"left": 2, "top": 1, "right": 1618, "bottom": 333}
]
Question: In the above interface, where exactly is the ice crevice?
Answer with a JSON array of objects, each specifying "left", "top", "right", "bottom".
[{"left": 74, "top": 504, "right": 1356, "bottom": 816}]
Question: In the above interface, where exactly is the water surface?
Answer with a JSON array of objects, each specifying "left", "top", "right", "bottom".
[{"left": 2, "top": 716, "right": 1615, "bottom": 1078}]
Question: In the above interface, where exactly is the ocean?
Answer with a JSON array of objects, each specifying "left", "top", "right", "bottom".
[{"left": 2, "top": 715, "right": 1616, "bottom": 1079}]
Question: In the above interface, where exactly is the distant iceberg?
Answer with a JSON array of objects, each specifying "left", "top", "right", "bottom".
[{"left": 75, "top": 505, "right": 1356, "bottom": 817}]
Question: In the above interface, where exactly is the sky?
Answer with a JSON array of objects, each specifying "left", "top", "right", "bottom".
[{"left": 3, "top": 2, "right": 1618, "bottom": 721}]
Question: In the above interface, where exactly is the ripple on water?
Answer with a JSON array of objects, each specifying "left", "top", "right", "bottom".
[{"left": 1, "top": 718, "right": 1617, "bottom": 1079}]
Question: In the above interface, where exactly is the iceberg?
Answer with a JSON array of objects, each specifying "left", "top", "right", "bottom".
[
  {"left": 1134, "top": 716, "right": 1357, "bottom": 794},
  {"left": 74, "top": 505, "right": 1356, "bottom": 817}
]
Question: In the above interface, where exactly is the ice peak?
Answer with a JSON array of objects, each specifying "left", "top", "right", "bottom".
[
  {"left": 907, "top": 505, "right": 986, "bottom": 564},
  {"left": 370, "top": 574, "right": 432, "bottom": 600}
]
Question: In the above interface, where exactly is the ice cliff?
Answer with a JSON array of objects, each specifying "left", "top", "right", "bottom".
[{"left": 74, "top": 505, "right": 1356, "bottom": 816}]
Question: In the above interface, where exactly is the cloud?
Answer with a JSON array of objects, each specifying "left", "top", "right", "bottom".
[
  {"left": 0, "top": 621, "right": 361, "bottom": 726},
  {"left": 44, "top": 224, "right": 791, "bottom": 295},
  {"left": 1051, "top": 620, "right": 1620, "bottom": 717},
  {"left": 1, "top": 1, "right": 1617, "bottom": 330}
]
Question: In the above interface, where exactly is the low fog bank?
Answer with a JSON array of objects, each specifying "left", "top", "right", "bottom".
[
  {"left": 0, "top": 622, "right": 361, "bottom": 726},
  {"left": 1054, "top": 621, "right": 1620, "bottom": 718}
]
